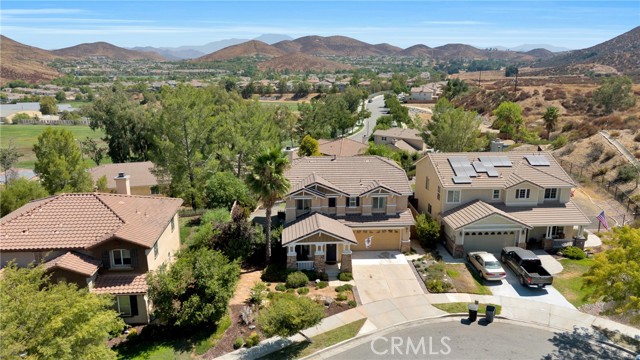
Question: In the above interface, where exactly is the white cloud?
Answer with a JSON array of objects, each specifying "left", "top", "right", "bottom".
[{"left": 1, "top": 8, "right": 85, "bottom": 15}]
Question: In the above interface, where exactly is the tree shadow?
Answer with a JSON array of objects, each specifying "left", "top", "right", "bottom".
[
  {"left": 113, "top": 324, "right": 214, "bottom": 359},
  {"left": 257, "top": 341, "right": 310, "bottom": 360},
  {"left": 541, "top": 327, "right": 630, "bottom": 360}
]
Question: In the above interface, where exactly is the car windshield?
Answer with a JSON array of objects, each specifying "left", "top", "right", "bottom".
[{"left": 485, "top": 261, "right": 501, "bottom": 269}]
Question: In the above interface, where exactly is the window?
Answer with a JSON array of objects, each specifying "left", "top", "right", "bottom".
[
  {"left": 544, "top": 188, "right": 558, "bottom": 200},
  {"left": 446, "top": 190, "right": 460, "bottom": 203},
  {"left": 328, "top": 197, "right": 336, "bottom": 208},
  {"left": 153, "top": 242, "right": 159, "bottom": 259},
  {"left": 437, "top": 186, "right": 441, "bottom": 201},
  {"left": 381, "top": 136, "right": 387, "bottom": 141},
  {"left": 492, "top": 189, "right": 500, "bottom": 200},
  {"left": 117, "top": 296, "right": 132, "bottom": 316},
  {"left": 170, "top": 217, "right": 175, "bottom": 232},
  {"left": 515, "top": 189, "right": 530, "bottom": 199},
  {"left": 349, "top": 197, "right": 359, "bottom": 208},
  {"left": 550, "top": 226, "right": 563, "bottom": 236},
  {"left": 425, "top": 176, "right": 430, "bottom": 190},
  {"left": 372, "top": 197, "right": 386, "bottom": 209},
  {"left": 427, "top": 203, "right": 432, "bottom": 214},
  {"left": 296, "top": 198, "right": 311, "bottom": 211},
  {"left": 111, "top": 249, "right": 131, "bottom": 267}
]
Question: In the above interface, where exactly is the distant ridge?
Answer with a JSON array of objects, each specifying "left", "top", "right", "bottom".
[
  {"left": 52, "top": 42, "right": 166, "bottom": 61},
  {"left": 0, "top": 35, "right": 60, "bottom": 83},
  {"left": 193, "top": 40, "right": 286, "bottom": 61},
  {"left": 258, "top": 53, "right": 354, "bottom": 72}
]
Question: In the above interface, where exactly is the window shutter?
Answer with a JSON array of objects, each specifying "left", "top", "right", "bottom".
[
  {"left": 356, "top": 197, "right": 360, "bottom": 206},
  {"left": 130, "top": 295, "right": 139, "bottom": 316},
  {"left": 102, "top": 251, "right": 111, "bottom": 269},
  {"left": 130, "top": 248, "right": 138, "bottom": 268}
]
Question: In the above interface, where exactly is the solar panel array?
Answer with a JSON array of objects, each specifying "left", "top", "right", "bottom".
[
  {"left": 478, "top": 156, "right": 513, "bottom": 167},
  {"left": 473, "top": 161, "right": 499, "bottom": 177},
  {"left": 448, "top": 156, "right": 477, "bottom": 184},
  {"left": 525, "top": 155, "right": 550, "bottom": 166}
]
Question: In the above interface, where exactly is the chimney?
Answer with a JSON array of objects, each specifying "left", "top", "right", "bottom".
[
  {"left": 114, "top": 172, "right": 131, "bottom": 195},
  {"left": 332, "top": 154, "right": 337, "bottom": 161}
]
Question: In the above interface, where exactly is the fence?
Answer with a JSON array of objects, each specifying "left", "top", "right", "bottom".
[{"left": 555, "top": 157, "right": 640, "bottom": 221}]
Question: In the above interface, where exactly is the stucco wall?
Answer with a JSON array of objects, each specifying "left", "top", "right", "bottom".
[
  {"left": 351, "top": 227, "right": 406, "bottom": 251},
  {"left": 414, "top": 157, "right": 442, "bottom": 216},
  {"left": 505, "top": 182, "right": 540, "bottom": 206},
  {"left": 145, "top": 214, "right": 180, "bottom": 271},
  {"left": 91, "top": 240, "right": 149, "bottom": 274}
]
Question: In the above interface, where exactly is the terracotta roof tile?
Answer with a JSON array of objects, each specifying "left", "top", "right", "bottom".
[
  {"left": 89, "top": 161, "right": 158, "bottom": 189},
  {"left": 282, "top": 213, "right": 357, "bottom": 245},
  {"left": 318, "top": 138, "right": 368, "bottom": 157},
  {"left": 43, "top": 251, "right": 101, "bottom": 276},
  {"left": 92, "top": 273, "right": 147, "bottom": 295}
]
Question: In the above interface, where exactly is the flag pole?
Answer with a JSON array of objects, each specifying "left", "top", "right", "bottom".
[{"left": 597, "top": 221, "right": 601, "bottom": 232}]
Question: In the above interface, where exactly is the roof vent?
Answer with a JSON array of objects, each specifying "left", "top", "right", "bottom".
[{"left": 117, "top": 172, "right": 126, "bottom": 178}]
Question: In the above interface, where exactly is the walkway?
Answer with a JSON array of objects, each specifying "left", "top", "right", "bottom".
[{"left": 600, "top": 130, "right": 640, "bottom": 167}]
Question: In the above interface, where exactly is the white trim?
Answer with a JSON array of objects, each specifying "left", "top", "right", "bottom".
[
  {"left": 117, "top": 295, "right": 132, "bottom": 317},
  {"left": 446, "top": 190, "right": 461, "bottom": 204}
]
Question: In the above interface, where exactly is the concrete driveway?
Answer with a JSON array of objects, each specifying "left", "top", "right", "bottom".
[{"left": 351, "top": 251, "right": 425, "bottom": 304}]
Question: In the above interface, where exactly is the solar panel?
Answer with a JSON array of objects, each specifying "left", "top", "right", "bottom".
[
  {"left": 452, "top": 176, "right": 472, "bottom": 184},
  {"left": 495, "top": 156, "right": 512, "bottom": 167},
  {"left": 448, "top": 156, "right": 475, "bottom": 177},
  {"left": 525, "top": 155, "right": 550, "bottom": 166},
  {"left": 486, "top": 166, "right": 500, "bottom": 177},
  {"left": 473, "top": 161, "right": 487, "bottom": 173}
]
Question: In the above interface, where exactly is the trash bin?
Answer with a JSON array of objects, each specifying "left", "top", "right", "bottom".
[
  {"left": 485, "top": 305, "right": 496, "bottom": 323},
  {"left": 468, "top": 303, "right": 478, "bottom": 322}
]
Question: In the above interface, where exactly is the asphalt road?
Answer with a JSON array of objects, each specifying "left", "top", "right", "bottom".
[
  {"left": 349, "top": 95, "right": 386, "bottom": 141},
  {"left": 326, "top": 320, "right": 630, "bottom": 360}
]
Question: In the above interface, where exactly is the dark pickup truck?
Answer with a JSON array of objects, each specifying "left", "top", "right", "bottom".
[{"left": 500, "top": 247, "right": 553, "bottom": 288}]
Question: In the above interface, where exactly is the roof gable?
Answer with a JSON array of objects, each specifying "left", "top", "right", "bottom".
[
  {"left": 282, "top": 213, "right": 357, "bottom": 245},
  {"left": 441, "top": 200, "right": 532, "bottom": 230}
]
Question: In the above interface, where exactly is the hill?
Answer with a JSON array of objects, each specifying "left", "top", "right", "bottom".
[
  {"left": 0, "top": 35, "right": 60, "bottom": 83},
  {"left": 193, "top": 40, "right": 286, "bottom": 61},
  {"left": 273, "top": 35, "right": 401, "bottom": 56},
  {"left": 433, "top": 43, "right": 535, "bottom": 62},
  {"left": 525, "top": 48, "right": 555, "bottom": 59},
  {"left": 257, "top": 53, "right": 354, "bottom": 72},
  {"left": 534, "top": 26, "right": 640, "bottom": 75},
  {"left": 130, "top": 46, "right": 205, "bottom": 61},
  {"left": 399, "top": 44, "right": 433, "bottom": 57},
  {"left": 52, "top": 42, "right": 166, "bottom": 61}
]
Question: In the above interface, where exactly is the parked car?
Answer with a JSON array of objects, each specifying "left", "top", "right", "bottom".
[
  {"left": 466, "top": 251, "right": 507, "bottom": 281},
  {"left": 500, "top": 247, "right": 553, "bottom": 288}
]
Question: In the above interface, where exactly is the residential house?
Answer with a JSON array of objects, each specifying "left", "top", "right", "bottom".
[
  {"left": 89, "top": 162, "right": 160, "bottom": 195},
  {"left": 282, "top": 156, "right": 414, "bottom": 273},
  {"left": 372, "top": 128, "right": 427, "bottom": 153},
  {"left": 409, "top": 86, "right": 435, "bottom": 101},
  {"left": 0, "top": 178, "right": 183, "bottom": 324},
  {"left": 318, "top": 138, "right": 368, "bottom": 157},
  {"left": 414, "top": 152, "right": 591, "bottom": 257}
]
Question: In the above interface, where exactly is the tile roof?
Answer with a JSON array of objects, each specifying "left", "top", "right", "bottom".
[
  {"left": 282, "top": 213, "right": 357, "bottom": 245},
  {"left": 495, "top": 201, "right": 592, "bottom": 227},
  {"left": 441, "top": 200, "right": 532, "bottom": 230},
  {"left": 92, "top": 273, "right": 148, "bottom": 295},
  {"left": 286, "top": 156, "right": 412, "bottom": 196},
  {"left": 0, "top": 193, "right": 182, "bottom": 251},
  {"left": 89, "top": 161, "right": 158, "bottom": 189},
  {"left": 318, "top": 138, "right": 368, "bottom": 157},
  {"left": 420, "top": 152, "right": 575, "bottom": 189},
  {"left": 373, "top": 128, "right": 424, "bottom": 142},
  {"left": 392, "top": 139, "right": 422, "bottom": 153},
  {"left": 43, "top": 251, "right": 101, "bottom": 276},
  {"left": 289, "top": 172, "right": 347, "bottom": 196},
  {"left": 338, "top": 209, "right": 415, "bottom": 228}
]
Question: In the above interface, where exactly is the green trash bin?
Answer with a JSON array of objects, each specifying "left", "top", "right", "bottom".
[{"left": 485, "top": 305, "right": 496, "bottom": 323}]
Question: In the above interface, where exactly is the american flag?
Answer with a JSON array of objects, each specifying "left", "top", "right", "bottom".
[
  {"left": 364, "top": 236, "right": 373, "bottom": 248},
  {"left": 596, "top": 211, "right": 609, "bottom": 230}
]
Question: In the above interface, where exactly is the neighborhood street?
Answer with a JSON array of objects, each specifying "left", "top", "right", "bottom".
[{"left": 349, "top": 95, "right": 386, "bottom": 142}]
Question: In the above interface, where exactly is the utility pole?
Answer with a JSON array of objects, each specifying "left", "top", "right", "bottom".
[
  {"left": 478, "top": 70, "right": 482, "bottom": 87},
  {"left": 514, "top": 68, "right": 519, "bottom": 93}
]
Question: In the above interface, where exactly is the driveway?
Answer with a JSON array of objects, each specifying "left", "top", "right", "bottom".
[
  {"left": 483, "top": 269, "right": 576, "bottom": 309},
  {"left": 351, "top": 251, "right": 425, "bottom": 304}
]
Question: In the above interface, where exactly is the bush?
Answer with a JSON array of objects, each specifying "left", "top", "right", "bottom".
[
  {"left": 316, "top": 281, "right": 328, "bottom": 289},
  {"left": 275, "top": 283, "right": 286, "bottom": 292},
  {"left": 245, "top": 332, "right": 260, "bottom": 348},
  {"left": 426, "top": 279, "right": 452, "bottom": 293},
  {"left": 551, "top": 135, "right": 568, "bottom": 150},
  {"left": 258, "top": 293, "right": 325, "bottom": 337},
  {"left": 338, "top": 272, "right": 353, "bottom": 281},
  {"left": 587, "top": 143, "right": 604, "bottom": 163},
  {"left": 250, "top": 281, "right": 267, "bottom": 305},
  {"left": 336, "top": 292, "right": 348, "bottom": 301},
  {"left": 286, "top": 272, "right": 309, "bottom": 289},
  {"left": 335, "top": 284, "right": 353, "bottom": 292},
  {"left": 126, "top": 328, "right": 138, "bottom": 339},
  {"left": 300, "top": 270, "right": 328, "bottom": 281},
  {"left": 617, "top": 165, "right": 638, "bottom": 183},
  {"left": 561, "top": 246, "right": 586, "bottom": 260},
  {"left": 348, "top": 300, "right": 357, "bottom": 308},
  {"left": 415, "top": 213, "right": 441, "bottom": 249},
  {"left": 593, "top": 167, "right": 609, "bottom": 177},
  {"left": 262, "top": 264, "right": 289, "bottom": 283},
  {"left": 297, "top": 287, "right": 309, "bottom": 295},
  {"left": 233, "top": 336, "right": 244, "bottom": 349}
]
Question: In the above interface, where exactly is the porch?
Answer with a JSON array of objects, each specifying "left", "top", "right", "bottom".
[{"left": 526, "top": 224, "right": 587, "bottom": 250}]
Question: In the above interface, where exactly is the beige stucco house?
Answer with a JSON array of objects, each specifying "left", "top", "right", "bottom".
[
  {"left": 0, "top": 179, "right": 183, "bottom": 324},
  {"left": 89, "top": 161, "right": 160, "bottom": 196},
  {"left": 414, "top": 152, "right": 591, "bottom": 257},
  {"left": 372, "top": 128, "right": 427, "bottom": 153},
  {"left": 282, "top": 156, "right": 414, "bottom": 273}
]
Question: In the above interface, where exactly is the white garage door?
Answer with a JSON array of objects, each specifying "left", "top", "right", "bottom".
[{"left": 463, "top": 231, "right": 516, "bottom": 255}]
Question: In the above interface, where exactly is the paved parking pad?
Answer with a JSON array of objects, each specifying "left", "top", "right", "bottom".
[
  {"left": 484, "top": 269, "right": 576, "bottom": 309},
  {"left": 352, "top": 251, "right": 425, "bottom": 304}
]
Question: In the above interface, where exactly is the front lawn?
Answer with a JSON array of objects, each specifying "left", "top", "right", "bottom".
[
  {"left": 260, "top": 318, "right": 367, "bottom": 360},
  {"left": 412, "top": 256, "right": 492, "bottom": 295},
  {"left": 553, "top": 258, "right": 596, "bottom": 308},
  {"left": 433, "top": 302, "right": 502, "bottom": 315}
]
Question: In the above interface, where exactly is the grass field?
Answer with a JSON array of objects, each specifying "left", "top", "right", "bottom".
[
  {"left": 553, "top": 258, "right": 596, "bottom": 308},
  {"left": 259, "top": 101, "right": 301, "bottom": 111},
  {"left": 0, "top": 124, "right": 107, "bottom": 169}
]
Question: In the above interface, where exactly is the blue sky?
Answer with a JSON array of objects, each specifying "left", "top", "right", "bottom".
[{"left": 2, "top": 1, "right": 638, "bottom": 50}]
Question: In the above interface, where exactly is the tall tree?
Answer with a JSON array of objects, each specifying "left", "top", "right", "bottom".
[
  {"left": 0, "top": 178, "right": 48, "bottom": 216},
  {"left": 246, "top": 148, "right": 290, "bottom": 264},
  {"left": 0, "top": 263, "right": 124, "bottom": 360},
  {"left": 493, "top": 101, "right": 523, "bottom": 137},
  {"left": 204, "top": 171, "right": 256, "bottom": 210},
  {"left": 442, "top": 78, "right": 469, "bottom": 100},
  {"left": 33, "top": 128, "right": 93, "bottom": 194},
  {"left": 273, "top": 105, "right": 298, "bottom": 147},
  {"left": 298, "top": 134, "right": 321, "bottom": 157},
  {"left": 424, "top": 99, "right": 481, "bottom": 152},
  {"left": 542, "top": 106, "right": 560, "bottom": 140},
  {"left": 593, "top": 76, "right": 636, "bottom": 114},
  {"left": 39, "top": 96, "right": 58, "bottom": 115},
  {"left": 80, "top": 137, "right": 107, "bottom": 166},
  {"left": 0, "top": 141, "right": 22, "bottom": 185}
]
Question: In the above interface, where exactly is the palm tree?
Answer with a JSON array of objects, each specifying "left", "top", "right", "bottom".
[
  {"left": 543, "top": 106, "right": 560, "bottom": 140},
  {"left": 246, "top": 147, "right": 290, "bottom": 264}
]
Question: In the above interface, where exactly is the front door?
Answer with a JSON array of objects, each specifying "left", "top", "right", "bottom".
[{"left": 326, "top": 244, "right": 337, "bottom": 264}]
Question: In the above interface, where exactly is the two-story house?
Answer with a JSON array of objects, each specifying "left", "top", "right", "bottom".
[
  {"left": 281, "top": 156, "right": 414, "bottom": 273},
  {"left": 372, "top": 128, "right": 428, "bottom": 154},
  {"left": 89, "top": 162, "right": 160, "bottom": 195},
  {"left": 0, "top": 175, "right": 182, "bottom": 324},
  {"left": 414, "top": 152, "right": 591, "bottom": 257}
]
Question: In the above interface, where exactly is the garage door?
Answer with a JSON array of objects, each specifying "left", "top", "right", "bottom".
[
  {"left": 351, "top": 229, "right": 401, "bottom": 251},
  {"left": 463, "top": 231, "right": 516, "bottom": 254}
]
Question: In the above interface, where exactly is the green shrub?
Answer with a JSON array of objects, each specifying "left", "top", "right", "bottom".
[
  {"left": 426, "top": 279, "right": 452, "bottom": 293},
  {"left": 262, "top": 264, "right": 289, "bottom": 283},
  {"left": 551, "top": 135, "right": 568, "bottom": 150},
  {"left": 286, "top": 271, "right": 309, "bottom": 288},
  {"left": 275, "top": 283, "right": 286, "bottom": 292},
  {"left": 257, "top": 293, "right": 325, "bottom": 337},
  {"left": 297, "top": 287, "right": 309, "bottom": 295},
  {"left": 286, "top": 288, "right": 295, "bottom": 293},
  {"left": 335, "top": 284, "right": 353, "bottom": 292},
  {"left": 562, "top": 246, "right": 586, "bottom": 260},
  {"left": 250, "top": 281, "right": 267, "bottom": 304},
  {"left": 336, "top": 292, "right": 348, "bottom": 301},
  {"left": 338, "top": 272, "right": 353, "bottom": 281},
  {"left": 233, "top": 336, "right": 244, "bottom": 349},
  {"left": 245, "top": 332, "right": 260, "bottom": 348},
  {"left": 126, "top": 328, "right": 138, "bottom": 339},
  {"left": 301, "top": 270, "right": 329, "bottom": 281},
  {"left": 617, "top": 165, "right": 638, "bottom": 183},
  {"left": 347, "top": 300, "right": 357, "bottom": 308},
  {"left": 415, "top": 213, "right": 441, "bottom": 249},
  {"left": 316, "top": 281, "right": 328, "bottom": 289}
]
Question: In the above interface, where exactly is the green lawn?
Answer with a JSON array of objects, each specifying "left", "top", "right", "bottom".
[
  {"left": 259, "top": 101, "right": 301, "bottom": 111},
  {"left": 261, "top": 318, "right": 367, "bottom": 360},
  {"left": 433, "top": 302, "right": 502, "bottom": 315},
  {"left": 0, "top": 124, "right": 106, "bottom": 169},
  {"left": 553, "top": 258, "right": 596, "bottom": 308},
  {"left": 60, "top": 101, "right": 92, "bottom": 108}
]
